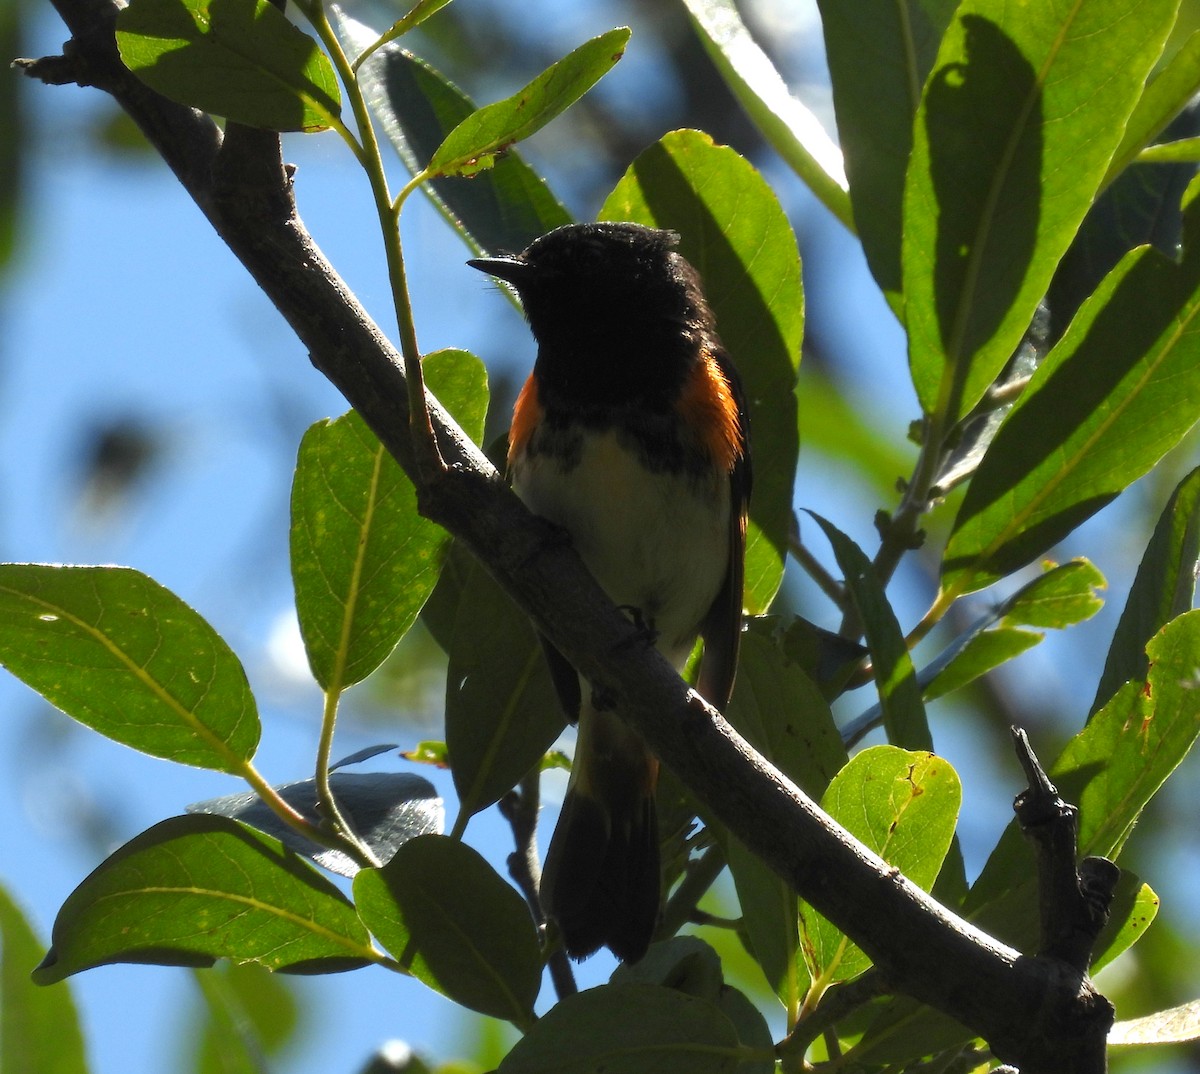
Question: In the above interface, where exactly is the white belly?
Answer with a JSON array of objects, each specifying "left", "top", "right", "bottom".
[{"left": 512, "top": 430, "right": 730, "bottom": 668}]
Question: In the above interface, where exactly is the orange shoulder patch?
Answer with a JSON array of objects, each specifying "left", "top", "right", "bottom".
[
  {"left": 677, "top": 352, "right": 744, "bottom": 473},
  {"left": 508, "top": 373, "right": 541, "bottom": 469}
]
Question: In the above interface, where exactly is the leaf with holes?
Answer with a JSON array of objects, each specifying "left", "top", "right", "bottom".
[{"left": 801, "top": 747, "right": 961, "bottom": 985}]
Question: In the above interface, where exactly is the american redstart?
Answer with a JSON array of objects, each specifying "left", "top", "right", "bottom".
[{"left": 469, "top": 221, "right": 750, "bottom": 963}]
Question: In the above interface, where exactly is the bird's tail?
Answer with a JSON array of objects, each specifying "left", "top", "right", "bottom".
[{"left": 540, "top": 706, "right": 660, "bottom": 963}]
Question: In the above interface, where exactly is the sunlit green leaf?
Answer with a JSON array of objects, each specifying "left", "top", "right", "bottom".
[
  {"left": 679, "top": 0, "right": 852, "bottom": 231},
  {"left": 602, "top": 129, "right": 803, "bottom": 612},
  {"left": 1106, "top": 31, "right": 1200, "bottom": 186},
  {"left": 1091, "top": 876, "right": 1158, "bottom": 976},
  {"left": 999, "top": 559, "right": 1106, "bottom": 629},
  {"left": 291, "top": 350, "right": 487, "bottom": 690},
  {"left": 967, "top": 611, "right": 1200, "bottom": 928},
  {"left": 854, "top": 616, "right": 1199, "bottom": 1067},
  {"left": 1093, "top": 466, "right": 1200, "bottom": 714},
  {"left": 816, "top": 0, "right": 956, "bottom": 301},
  {"left": 34, "top": 816, "right": 375, "bottom": 984},
  {"left": 116, "top": 0, "right": 340, "bottom": 132},
  {"left": 354, "top": 835, "right": 540, "bottom": 1024},
  {"left": 497, "top": 984, "right": 742, "bottom": 1073},
  {"left": 942, "top": 182, "right": 1200, "bottom": 596},
  {"left": 904, "top": 0, "right": 1176, "bottom": 426},
  {"left": 0, "top": 564, "right": 258, "bottom": 773},
  {"left": 1138, "top": 137, "right": 1200, "bottom": 164},
  {"left": 801, "top": 747, "right": 960, "bottom": 985},
  {"left": 1109, "top": 998, "right": 1200, "bottom": 1046},
  {"left": 426, "top": 28, "right": 630, "bottom": 178},
  {"left": 0, "top": 882, "right": 88, "bottom": 1074},
  {"left": 352, "top": 0, "right": 453, "bottom": 69},
  {"left": 923, "top": 626, "right": 1041, "bottom": 701},
  {"left": 339, "top": 10, "right": 571, "bottom": 254}
]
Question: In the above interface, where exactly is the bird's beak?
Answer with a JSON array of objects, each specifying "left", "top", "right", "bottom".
[{"left": 467, "top": 255, "right": 529, "bottom": 286}]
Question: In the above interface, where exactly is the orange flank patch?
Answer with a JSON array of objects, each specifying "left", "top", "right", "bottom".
[
  {"left": 508, "top": 373, "right": 541, "bottom": 467},
  {"left": 677, "top": 352, "right": 743, "bottom": 473}
]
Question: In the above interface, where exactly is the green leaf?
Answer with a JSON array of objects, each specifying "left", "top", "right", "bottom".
[
  {"left": 801, "top": 747, "right": 960, "bottom": 985},
  {"left": 0, "top": 0, "right": 23, "bottom": 276},
  {"left": 116, "top": 0, "right": 341, "bottom": 132},
  {"left": 189, "top": 962, "right": 301, "bottom": 1074},
  {"left": 0, "top": 882, "right": 89, "bottom": 1074},
  {"left": 719, "top": 620, "right": 845, "bottom": 1003},
  {"left": 942, "top": 182, "right": 1200, "bottom": 596},
  {"left": 904, "top": 0, "right": 1176, "bottom": 426},
  {"left": 1092, "top": 466, "right": 1200, "bottom": 714},
  {"left": 601, "top": 129, "right": 803, "bottom": 612},
  {"left": 340, "top": 11, "right": 572, "bottom": 254},
  {"left": 853, "top": 561, "right": 1104, "bottom": 723},
  {"left": 34, "top": 815, "right": 375, "bottom": 984},
  {"left": 811, "top": 514, "right": 931, "bottom": 751},
  {"left": 777, "top": 613, "right": 868, "bottom": 701},
  {"left": 0, "top": 564, "right": 259, "bottom": 773},
  {"left": 610, "top": 935, "right": 723, "bottom": 997},
  {"left": 966, "top": 611, "right": 1200, "bottom": 933},
  {"left": 1109, "top": 998, "right": 1200, "bottom": 1047},
  {"left": 1138, "top": 137, "right": 1200, "bottom": 164},
  {"left": 610, "top": 938, "right": 773, "bottom": 1073},
  {"left": 1055, "top": 612, "right": 1200, "bottom": 861},
  {"left": 425, "top": 545, "right": 563, "bottom": 823},
  {"left": 816, "top": 0, "right": 956, "bottom": 301},
  {"left": 425, "top": 28, "right": 631, "bottom": 178},
  {"left": 1091, "top": 875, "right": 1158, "bottom": 976},
  {"left": 1000, "top": 558, "right": 1106, "bottom": 629},
  {"left": 291, "top": 350, "right": 487, "bottom": 690},
  {"left": 922, "top": 626, "right": 1041, "bottom": 701},
  {"left": 353, "top": 835, "right": 540, "bottom": 1025},
  {"left": 678, "top": 0, "right": 852, "bottom": 231},
  {"left": 352, "top": 0, "right": 454, "bottom": 69},
  {"left": 497, "top": 984, "right": 743, "bottom": 1073},
  {"left": 1105, "top": 31, "right": 1200, "bottom": 187},
  {"left": 728, "top": 620, "right": 848, "bottom": 797}
]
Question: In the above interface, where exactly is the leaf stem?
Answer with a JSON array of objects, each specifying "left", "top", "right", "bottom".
[
  {"left": 300, "top": 0, "right": 445, "bottom": 477},
  {"left": 236, "top": 757, "right": 373, "bottom": 865},
  {"left": 313, "top": 687, "right": 382, "bottom": 868}
]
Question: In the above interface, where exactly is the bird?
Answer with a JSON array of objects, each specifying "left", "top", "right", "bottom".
[{"left": 468, "top": 221, "right": 750, "bottom": 963}]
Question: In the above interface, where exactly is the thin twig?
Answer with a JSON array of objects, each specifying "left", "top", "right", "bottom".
[{"left": 498, "top": 774, "right": 577, "bottom": 999}]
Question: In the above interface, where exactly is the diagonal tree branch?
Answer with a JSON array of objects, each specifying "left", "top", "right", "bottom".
[{"left": 19, "top": 3, "right": 1114, "bottom": 1069}]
